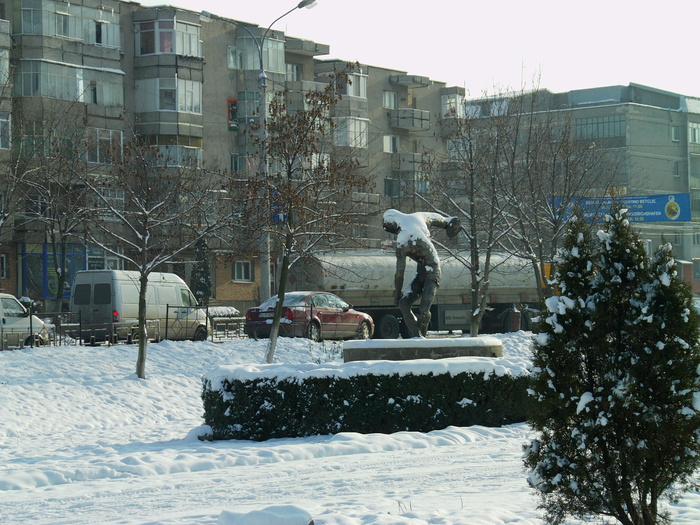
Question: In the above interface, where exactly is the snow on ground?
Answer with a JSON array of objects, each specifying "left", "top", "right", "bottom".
[{"left": 1, "top": 332, "right": 699, "bottom": 524}]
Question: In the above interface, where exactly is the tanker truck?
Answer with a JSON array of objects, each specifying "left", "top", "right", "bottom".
[{"left": 286, "top": 250, "right": 543, "bottom": 338}]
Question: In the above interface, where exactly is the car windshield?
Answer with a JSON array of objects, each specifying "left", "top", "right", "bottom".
[{"left": 258, "top": 292, "right": 310, "bottom": 309}]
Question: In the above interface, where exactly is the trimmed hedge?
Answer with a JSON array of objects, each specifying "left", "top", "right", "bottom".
[{"left": 202, "top": 366, "right": 530, "bottom": 441}]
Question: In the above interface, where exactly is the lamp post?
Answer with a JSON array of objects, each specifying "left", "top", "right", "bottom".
[
  {"left": 255, "top": 0, "right": 318, "bottom": 301},
  {"left": 202, "top": 1, "right": 317, "bottom": 301}
]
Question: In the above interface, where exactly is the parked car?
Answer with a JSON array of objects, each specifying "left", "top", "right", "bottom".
[
  {"left": 244, "top": 291, "right": 374, "bottom": 342},
  {"left": 0, "top": 293, "right": 52, "bottom": 349}
]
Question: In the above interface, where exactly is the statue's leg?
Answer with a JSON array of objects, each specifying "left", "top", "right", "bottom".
[
  {"left": 399, "top": 293, "right": 420, "bottom": 338},
  {"left": 418, "top": 279, "right": 439, "bottom": 336},
  {"left": 399, "top": 275, "right": 423, "bottom": 338}
]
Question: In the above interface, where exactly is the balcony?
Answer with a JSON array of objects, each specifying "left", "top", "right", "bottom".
[
  {"left": 390, "top": 75, "right": 431, "bottom": 88},
  {"left": 285, "top": 37, "right": 330, "bottom": 57},
  {"left": 389, "top": 108, "right": 430, "bottom": 131},
  {"left": 391, "top": 152, "right": 429, "bottom": 173}
]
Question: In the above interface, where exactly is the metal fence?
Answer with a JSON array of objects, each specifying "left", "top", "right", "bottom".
[{"left": 3, "top": 308, "right": 247, "bottom": 349}]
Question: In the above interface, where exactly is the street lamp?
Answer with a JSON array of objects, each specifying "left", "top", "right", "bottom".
[
  {"left": 255, "top": 0, "right": 318, "bottom": 301},
  {"left": 201, "top": 1, "right": 318, "bottom": 301}
]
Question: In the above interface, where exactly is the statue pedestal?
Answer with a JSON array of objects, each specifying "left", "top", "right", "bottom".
[{"left": 343, "top": 336, "right": 502, "bottom": 363}]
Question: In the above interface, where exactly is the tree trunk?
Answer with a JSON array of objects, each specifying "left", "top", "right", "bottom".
[
  {"left": 265, "top": 232, "right": 293, "bottom": 364},
  {"left": 135, "top": 273, "right": 149, "bottom": 379}
]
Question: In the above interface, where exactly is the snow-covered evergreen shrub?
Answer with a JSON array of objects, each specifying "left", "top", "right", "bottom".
[
  {"left": 525, "top": 209, "right": 700, "bottom": 525},
  {"left": 202, "top": 368, "right": 529, "bottom": 441}
]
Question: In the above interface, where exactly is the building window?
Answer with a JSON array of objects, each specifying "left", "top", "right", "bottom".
[
  {"left": 690, "top": 123, "right": 700, "bottom": 144},
  {"left": 178, "top": 79, "right": 202, "bottom": 113},
  {"left": 383, "top": 91, "right": 398, "bottom": 110},
  {"left": 490, "top": 99, "right": 509, "bottom": 116},
  {"left": 576, "top": 115, "right": 626, "bottom": 140},
  {"left": 238, "top": 36, "right": 284, "bottom": 73},
  {"left": 175, "top": 22, "right": 201, "bottom": 56},
  {"left": 383, "top": 135, "right": 398, "bottom": 153},
  {"left": 286, "top": 63, "right": 301, "bottom": 82},
  {"left": 334, "top": 117, "right": 368, "bottom": 148},
  {"left": 672, "top": 125, "right": 681, "bottom": 142},
  {"left": 0, "top": 48, "right": 8, "bottom": 85},
  {"left": 138, "top": 21, "right": 173, "bottom": 54},
  {"left": 137, "top": 20, "right": 201, "bottom": 56},
  {"left": 87, "top": 246, "right": 123, "bottom": 270},
  {"left": 14, "top": 61, "right": 123, "bottom": 106},
  {"left": 227, "top": 46, "right": 241, "bottom": 69},
  {"left": 693, "top": 232, "right": 700, "bottom": 246},
  {"left": 346, "top": 72, "right": 367, "bottom": 98},
  {"left": 674, "top": 161, "right": 681, "bottom": 178},
  {"left": 233, "top": 261, "right": 253, "bottom": 282},
  {"left": 0, "top": 254, "right": 8, "bottom": 279},
  {"left": 384, "top": 177, "right": 400, "bottom": 197},
  {"left": 0, "top": 112, "right": 10, "bottom": 150},
  {"left": 87, "top": 128, "right": 122, "bottom": 164},
  {"left": 92, "top": 19, "right": 119, "bottom": 48},
  {"left": 674, "top": 231, "right": 683, "bottom": 246},
  {"left": 441, "top": 93, "right": 465, "bottom": 118},
  {"left": 56, "top": 12, "right": 70, "bottom": 38},
  {"left": 231, "top": 154, "right": 256, "bottom": 175},
  {"left": 158, "top": 78, "right": 176, "bottom": 110},
  {"left": 155, "top": 145, "right": 202, "bottom": 167}
]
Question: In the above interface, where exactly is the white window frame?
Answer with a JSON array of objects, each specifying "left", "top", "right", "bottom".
[
  {"left": 672, "top": 125, "right": 681, "bottom": 142},
  {"left": 0, "top": 112, "right": 10, "bottom": 150},
  {"left": 383, "top": 135, "right": 398, "bottom": 153},
  {"left": 0, "top": 254, "right": 8, "bottom": 279},
  {"left": 345, "top": 72, "right": 367, "bottom": 98},
  {"left": 87, "top": 127, "right": 122, "bottom": 164},
  {"left": 233, "top": 261, "right": 253, "bottom": 282},
  {"left": 334, "top": 117, "right": 368, "bottom": 149},
  {"left": 383, "top": 90, "right": 398, "bottom": 109},
  {"left": 441, "top": 93, "right": 466, "bottom": 118}
]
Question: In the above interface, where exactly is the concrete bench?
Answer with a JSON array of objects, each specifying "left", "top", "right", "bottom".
[{"left": 343, "top": 336, "right": 503, "bottom": 362}]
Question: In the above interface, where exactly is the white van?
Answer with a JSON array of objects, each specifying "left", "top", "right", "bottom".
[
  {"left": 0, "top": 293, "right": 52, "bottom": 349},
  {"left": 69, "top": 270, "right": 209, "bottom": 344}
]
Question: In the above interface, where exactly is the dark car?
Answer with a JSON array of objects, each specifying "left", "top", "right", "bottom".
[{"left": 244, "top": 291, "right": 374, "bottom": 342}]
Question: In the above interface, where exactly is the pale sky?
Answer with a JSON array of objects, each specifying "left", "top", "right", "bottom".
[{"left": 142, "top": 0, "right": 699, "bottom": 98}]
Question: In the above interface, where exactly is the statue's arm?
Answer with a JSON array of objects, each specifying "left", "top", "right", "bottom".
[{"left": 423, "top": 213, "right": 461, "bottom": 238}]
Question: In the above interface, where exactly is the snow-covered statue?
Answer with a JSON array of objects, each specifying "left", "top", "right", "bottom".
[{"left": 383, "top": 209, "right": 461, "bottom": 338}]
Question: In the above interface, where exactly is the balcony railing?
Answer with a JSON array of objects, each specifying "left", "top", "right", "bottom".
[{"left": 389, "top": 108, "right": 430, "bottom": 131}]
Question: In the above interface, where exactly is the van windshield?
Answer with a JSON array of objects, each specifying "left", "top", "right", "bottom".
[
  {"left": 1, "top": 297, "right": 26, "bottom": 317},
  {"left": 180, "top": 288, "right": 197, "bottom": 307}
]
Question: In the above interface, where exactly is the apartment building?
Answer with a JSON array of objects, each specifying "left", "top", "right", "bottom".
[
  {"left": 463, "top": 84, "right": 700, "bottom": 265},
  {"left": 0, "top": 0, "right": 698, "bottom": 309}
]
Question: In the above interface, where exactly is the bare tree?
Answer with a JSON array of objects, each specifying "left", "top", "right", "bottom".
[
  {"left": 241, "top": 65, "right": 372, "bottom": 362},
  {"left": 17, "top": 114, "right": 95, "bottom": 312},
  {"left": 425, "top": 98, "right": 514, "bottom": 336},
  {"left": 495, "top": 88, "right": 619, "bottom": 301},
  {"left": 82, "top": 136, "right": 235, "bottom": 379},
  {"left": 425, "top": 87, "right": 619, "bottom": 336}
]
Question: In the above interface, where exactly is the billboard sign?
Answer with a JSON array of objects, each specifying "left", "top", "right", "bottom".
[{"left": 560, "top": 193, "right": 691, "bottom": 223}]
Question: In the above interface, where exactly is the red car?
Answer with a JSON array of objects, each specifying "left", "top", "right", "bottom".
[{"left": 244, "top": 291, "right": 374, "bottom": 342}]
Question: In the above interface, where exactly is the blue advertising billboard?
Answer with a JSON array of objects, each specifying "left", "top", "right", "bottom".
[{"left": 561, "top": 193, "right": 691, "bottom": 223}]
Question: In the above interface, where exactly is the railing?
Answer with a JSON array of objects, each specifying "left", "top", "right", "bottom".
[
  {"left": 3, "top": 307, "right": 248, "bottom": 349},
  {"left": 210, "top": 316, "right": 246, "bottom": 341}
]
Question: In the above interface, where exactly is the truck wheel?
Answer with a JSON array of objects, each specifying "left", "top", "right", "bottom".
[{"left": 377, "top": 315, "right": 400, "bottom": 339}]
